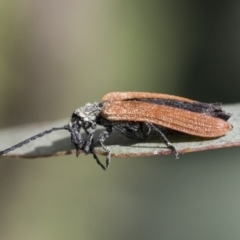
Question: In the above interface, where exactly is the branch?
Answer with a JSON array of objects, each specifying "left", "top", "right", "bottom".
[{"left": 0, "top": 103, "right": 238, "bottom": 159}]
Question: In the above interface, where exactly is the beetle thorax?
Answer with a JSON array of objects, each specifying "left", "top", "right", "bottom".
[{"left": 72, "top": 102, "right": 102, "bottom": 125}]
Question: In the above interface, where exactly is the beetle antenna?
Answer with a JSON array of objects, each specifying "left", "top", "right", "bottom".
[{"left": 0, "top": 125, "right": 69, "bottom": 156}]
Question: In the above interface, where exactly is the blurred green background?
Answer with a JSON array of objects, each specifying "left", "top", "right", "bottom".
[{"left": 1, "top": 1, "right": 240, "bottom": 240}]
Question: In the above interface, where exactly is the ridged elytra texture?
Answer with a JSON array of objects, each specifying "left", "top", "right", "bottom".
[
  {"left": 101, "top": 101, "right": 232, "bottom": 138},
  {"left": 102, "top": 92, "right": 196, "bottom": 103}
]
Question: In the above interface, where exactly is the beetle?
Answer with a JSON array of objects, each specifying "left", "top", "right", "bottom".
[{"left": 0, "top": 92, "right": 232, "bottom": 170}]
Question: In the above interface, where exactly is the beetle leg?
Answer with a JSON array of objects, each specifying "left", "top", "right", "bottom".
[
  {"left": 89, "top": 141, "right": 106, "bottom": 170},
  {"left": 69, "top": 123, "right": 84, "bottom": 157},
  {"left": 69, "top": 124, "right": 106, "bottom": 170},
  {"left": 83, "top": 123, "right": 97, "bottom": 154},
  {"left": 98, "top": 126, "right": 112, "bottom": 168},
  {"left": 147, "top": 123, "right": 179, "bottom": 159}
]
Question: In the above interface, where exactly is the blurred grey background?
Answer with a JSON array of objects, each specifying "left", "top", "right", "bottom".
[{"left": 0, "top": 1, "right": 240, "bottom": 240}]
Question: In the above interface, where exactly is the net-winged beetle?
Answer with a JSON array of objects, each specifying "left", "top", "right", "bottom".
[{"left": 0, "top": 92, "right": 232, "bottom": 170}]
